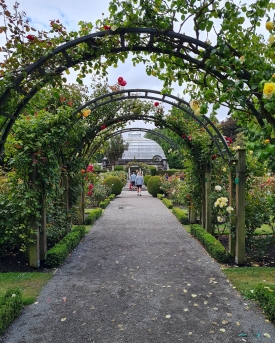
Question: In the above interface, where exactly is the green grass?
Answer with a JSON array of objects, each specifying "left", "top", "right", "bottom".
[
  {"left": 223, "top": 267, "right": 275, "bottom": 299},
  {"left": 0, "top": 272, "right": 52, "bottom": 305}
]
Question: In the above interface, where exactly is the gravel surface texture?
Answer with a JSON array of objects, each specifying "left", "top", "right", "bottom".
[{"left": 1, "top": 189, "right": 275, "bottom": 343}]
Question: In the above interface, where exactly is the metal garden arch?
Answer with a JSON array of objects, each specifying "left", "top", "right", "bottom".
[{"left": 0, "top": 27, "right": 247, "bottom": 265}]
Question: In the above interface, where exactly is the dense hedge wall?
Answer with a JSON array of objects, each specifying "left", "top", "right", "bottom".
[
  {"left": 190, "top": 224, "right": 233, "bottom": 263},
  {"left": 45, "top": 225, "right": 86, "bottom": 268},
  {"left": 172, "top": 207, "right": 189, "bottom": 224},
  {"left": 84, "top": 207, "right": 103, "bottom": 225}
]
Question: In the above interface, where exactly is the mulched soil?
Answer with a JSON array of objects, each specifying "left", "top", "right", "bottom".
[
  {"left": 0, "top": 247, "right": 51, "bottom": 273},
  {"left": 219, "top": 235, "right": 275, "bottom": 268}
]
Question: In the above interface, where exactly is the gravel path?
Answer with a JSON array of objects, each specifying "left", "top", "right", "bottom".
[{"left": 1, "top": 189, "right": 275, "bottom": 343}]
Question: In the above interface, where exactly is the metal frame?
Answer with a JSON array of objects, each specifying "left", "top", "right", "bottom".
[
  {"left": 0, "top": 27, "right": 260, "bottom": 155},
  {"left": 72, "top": 89, "right": 232, "bottom": 161}
]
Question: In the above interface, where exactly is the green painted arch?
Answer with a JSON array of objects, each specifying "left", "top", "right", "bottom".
[
  {"left": 72, "top": 89, "right": 232, "bottom": 161},
  {"left": 0, "top": 27, "right": 263, "bottom": 155}
]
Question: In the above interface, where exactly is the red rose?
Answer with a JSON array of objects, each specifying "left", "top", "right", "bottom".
[
  {"left": 101, "top": 124, "right": 107, "bottom": 130},
  {"left": 120, "top": 80, "right": 127, "bottom": 86},
  {"left": 87, "top": 191, "right": 93, "bottom": 196},
  {"left": 86, "top": 165, "right": 94, "bottom": 173},
  {"left": 154, "top": 102, "right": 159, "bottom": 106},
  {"left": 26, "top": 35, "right": 35, "bottom": 41},
  {"left": 212, "top": 155, "right": 217, "bottom": 160},
  {"left": 118, "top": 77, "right": 124, "bottom": 83},
  {"left": 103, "top": 25, "right": 111, "bottom": 30},
  {"left": 182, "top": 134, "right": 186, "bottom": 139},
  {"left": 88, "top": 184, "right": 94, "bottom": 190}
]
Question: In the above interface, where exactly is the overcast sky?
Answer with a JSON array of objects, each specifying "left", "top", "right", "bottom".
[{"left": 2, "top": 0, "right": 270, "bottom": 132}]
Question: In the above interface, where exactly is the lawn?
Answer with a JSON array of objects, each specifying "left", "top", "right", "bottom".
[
  {"left": 0, "top": 272, "right": 52, "bottom": 305},
  {"left": 223, "top": 267, "right": 275, "bottom": 299}
]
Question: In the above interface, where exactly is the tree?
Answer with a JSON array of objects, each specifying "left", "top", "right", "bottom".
[
  {"left": 103, "top": 135, "right": 129, "bottom": 166},
  {"left": 219, "top": 118, "right": 239, "bottom": 142}
]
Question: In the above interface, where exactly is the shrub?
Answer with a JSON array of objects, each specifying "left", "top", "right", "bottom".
[
  {"left": 99, "top": 198, "right": 111, "bottom": 209},
  {"left": 149, "top": 166, "right": 157, "bottom": 176},
  {"left": 84, "top": 208, "right": 103, "bottom": 225},
  {"left": 0, "top": 288, "right": 23, "bottom": 335},
  {"left": 103, "top": 176, "right": 123, "bottom": 196},
  {"left": 147, "top": 176, "right": 162, "bottom": 197},
  {"left": 109, "top": 194, "right": 116, "bottom": 200},
  {"left": 255, "top": 283, "right": 275, "bottom": 321},
  {"left": 114, "top": 166, "right": 124, "bottom": 171},
  {"left": 162, "top": 198, "right": 173, "bottom": 209},
  {"left": 157, "top": 193, "right": 165, "bottom": 199},
  {"left": 45, "top": 225, "right": 86, "bottom": 267},
  {"left": 144, "top": 175, "right": 151, "bottom": 186},
  {"left": 172, "top": 207, "right": 189, "bottom": 224},
  {"left": 190, "top": 224, "right": 232, "bottom": 263}
]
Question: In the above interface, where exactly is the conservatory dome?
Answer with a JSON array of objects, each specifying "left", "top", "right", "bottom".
[{"left": 121, "top": 133, "right": 166, "bottom": 160}]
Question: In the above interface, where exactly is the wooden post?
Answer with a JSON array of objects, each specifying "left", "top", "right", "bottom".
[
  {"left": 39, "top": 193, "right": 47, "bottom": 261},
  {"left": 235, "top": 149, "right": 246, "bottom": 265},
  {"left": 205, "top": 163, "right": 212, "bottom": 234},
  {"left": 189, "top": 199, "right": 196, "bottom": 224},
  {"left": 77, "top": 187, "right": 85, "bottom": 225},
  {"left": 28, "top": 160, "right": 40, "bottom": 268},
  {"left": 201, "top": 164, "right": 206, "bottom": 229},
  {"left": 228, "top": 165, "right": 236, "bottom": 257}
]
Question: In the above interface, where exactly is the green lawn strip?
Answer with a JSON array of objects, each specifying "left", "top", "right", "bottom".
[
  {"left": 0, "top": 272, "right": 52, "bottom": 305},
  {"left": 222, "top": 267, "right": 275, "bottom": 299}
]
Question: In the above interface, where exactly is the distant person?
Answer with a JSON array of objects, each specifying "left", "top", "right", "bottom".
[
  {"left": 164, "top": 173, "right": 169, "bottom": 180},
  {"left": 130, "top": 171, "right": 136, "bottom": 191},
  {"left": 135, "top": 172, "right": 144, "bottom": 196}
]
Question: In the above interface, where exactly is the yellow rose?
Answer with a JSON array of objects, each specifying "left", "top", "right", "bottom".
[
  {"left": 82, "top": 109, "right": 91, "bottom": 117},
  {"left": 266, "top": 22, "right": 274, "bottom": 31},
  {"left": 264, "top": 139, "right": 270, "bottom": 144},
  {"left": 190, "top": 100, "right": 201, "bottom": 115},
  {"left": 263, "top": 82, "right": 275, "bottom": 99}
]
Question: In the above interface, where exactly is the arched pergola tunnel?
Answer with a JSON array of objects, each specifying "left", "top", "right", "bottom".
[
  {"left": 0, "top": 28, "right": 247, "bottom": 266},
  {"left": 68, "top": 89, "right": 245, "bottom": 265}
]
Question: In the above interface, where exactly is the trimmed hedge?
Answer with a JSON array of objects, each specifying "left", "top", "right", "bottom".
[
  {"left": 147, "top": 176, "right": 162, "bottom": 197},
  {"left": 172, "top": 207, "right": 189, "bottom": 224},
  {"left": 190, "top": 224, "right": 233, "bottom": 263},
  {"left": 0, "top": 288, "right": 23, "bottom": 335},
  {"left": 99, "top": 198, "right": 111, "bottom": 209},
  {"left": 255, "top": 284, "right": 275, "bottom": 321},
  {"left": 84, "top": 207, "right": 103, "bottom": 225},
  {"left": 157, "top": 193, "right": 165, "bottom": 199},
  {"left": 45, "top": 225, "right": 86, "bottom": 268},
  {"left": 162, "top": 198, "right": 173, "bottom": 209},
  {"left": 108, "top": 193, "right": 116, "bottom": 200},
  {"left": 155, "top": 169, "right": 184, "bottom": 176},
  {"left": 103, "top": 176, "right": 123, "bottom": 196},
  {"left": 144, "top": 175, "right": 151, "bottom": 186},
  {"left": 114, "top": 166, "right": 124, "bottom": 171}
]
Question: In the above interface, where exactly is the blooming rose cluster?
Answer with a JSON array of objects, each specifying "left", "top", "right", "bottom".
[
  {"left": 214, "top": 197, "right": 228, "bottom": 208},
  {"left": 87, "top": 183, "right": 94, "bottom": 196},
  {"left": 214, "top": 185, "right": 222, "bottom": 191},
  {"left": 117, "top": 77, "right": 127, "bottom": 87}
]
